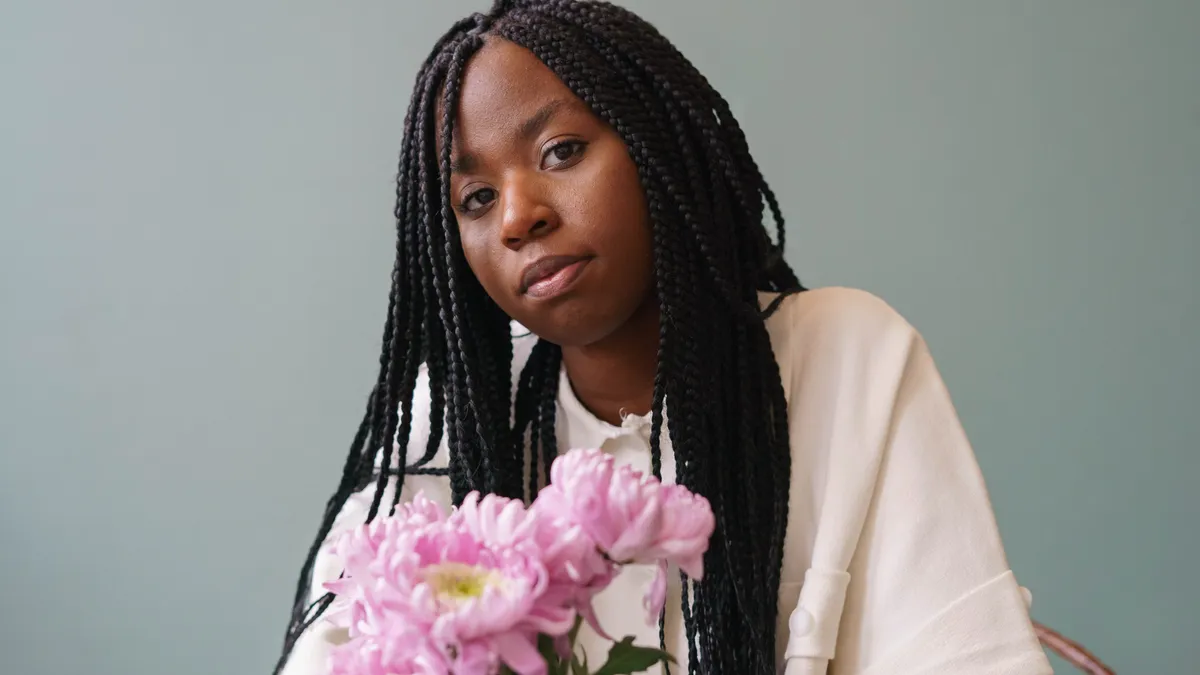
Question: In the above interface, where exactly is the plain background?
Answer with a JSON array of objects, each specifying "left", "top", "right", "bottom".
[{"left": 2, "top": 1, "right": 1196, "bottom": 673}]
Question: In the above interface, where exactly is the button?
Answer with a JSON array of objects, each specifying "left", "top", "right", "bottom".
[
  {"left": 1020, "top": 586, "right": 1033, "bottom": 609},
  {"left": 789, "top": 607, "right": 814, "bottom": 636}
]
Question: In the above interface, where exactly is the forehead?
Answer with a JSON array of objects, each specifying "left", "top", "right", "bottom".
[{"left": 454, "top": 39, "right": 582, "bottom": 146}]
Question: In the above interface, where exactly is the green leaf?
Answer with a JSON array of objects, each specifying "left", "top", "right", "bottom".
[
  {"left": 568, "top": 615, "right": 584, "bottom": 646},
  {"left": 592, "top": 636, "right": 676, "bottom": 675},
  {"left": 571, "top": 651, "right": 588, "bottom": 675},
  {"left": 538, "top": 634, "right": 567, "bottom": 675},
  {"left": 562, "top": 616, "right": 586, "bottom": 675}
]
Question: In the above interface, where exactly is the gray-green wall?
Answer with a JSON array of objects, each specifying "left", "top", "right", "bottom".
[{"left": 2, "top": 1, "right": 1195, "bottom": 673}]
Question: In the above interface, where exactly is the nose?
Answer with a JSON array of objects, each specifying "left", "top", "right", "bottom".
[{"left": 498, "top": 175, "right": 559, "bottom": 250}]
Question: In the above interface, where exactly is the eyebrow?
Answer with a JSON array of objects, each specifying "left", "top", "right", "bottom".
[
  {"left": 518, "top": 98, "right": 571, "bottom": 142},
  {"left": 450, "top": 98, "right": 576, "bottom": 175}
]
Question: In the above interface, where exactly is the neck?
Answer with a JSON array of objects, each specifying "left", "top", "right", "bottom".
[{"left": 560, "top": 298, "right": 659, "bottom": 426}]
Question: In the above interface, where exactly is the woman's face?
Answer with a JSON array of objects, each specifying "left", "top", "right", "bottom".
[{"left": 448, "top": 38, "right": 655, "bottom": 348}]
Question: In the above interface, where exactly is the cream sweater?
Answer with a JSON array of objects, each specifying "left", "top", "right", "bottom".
[{"left": 280, "top": 287, "right": 1053, "bottom": 675}]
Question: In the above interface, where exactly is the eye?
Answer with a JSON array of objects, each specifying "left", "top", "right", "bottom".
[
  {"left": 459, "top": 187, "right": 497, "bottom": 215},
  {"left": 540, "top": 139, "right": 587, "bottom": 170}
]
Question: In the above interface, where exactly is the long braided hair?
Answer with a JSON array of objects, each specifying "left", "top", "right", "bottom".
[{"left": 274, "top": 2, "right": 806, "bottom": 674}]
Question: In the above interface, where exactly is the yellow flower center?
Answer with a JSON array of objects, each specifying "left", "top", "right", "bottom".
[{"left": 425, "top": 562, "right": 497, "bottom": 603}]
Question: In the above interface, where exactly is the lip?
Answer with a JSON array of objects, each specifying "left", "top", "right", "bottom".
[{"left": 519, "top": 254, "right": 592, "bottom": 299}]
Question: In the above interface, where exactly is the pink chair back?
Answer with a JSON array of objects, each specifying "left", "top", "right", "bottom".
[{"left": 1033, "top": 621, "right": 1115, "bottom": 674}]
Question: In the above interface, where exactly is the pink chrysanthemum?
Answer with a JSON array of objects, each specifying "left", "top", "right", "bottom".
[
  {"left": 536, "top": 449, "right": 716, "bottom": 579},
  {"left": 321, "top": 449, "right": 715, "bottom": 675},
  {"left": 325, "top": 493, "right": 570, "bottom": 675}
]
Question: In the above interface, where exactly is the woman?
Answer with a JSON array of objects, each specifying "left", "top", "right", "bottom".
[{"left": 275, "top": 1, "right": 1052, "bottom": 673}]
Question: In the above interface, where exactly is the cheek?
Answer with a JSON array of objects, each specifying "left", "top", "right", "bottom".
[
  {"left": 571, "top": 146, "right": 652, "bottom": 242},
  {"left": 606, "top": 156, "right": 654, "bottom": 265},
  {"left": 458, "top": 229, "right": 504, "bottom": 292}
]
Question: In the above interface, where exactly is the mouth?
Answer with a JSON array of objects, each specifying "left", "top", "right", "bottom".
[{"left": 519, "top": 254, "right": 593, "bottom": 299}]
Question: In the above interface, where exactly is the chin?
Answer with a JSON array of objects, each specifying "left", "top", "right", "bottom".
[{"left": 516, "top": 300, "right": 631, "bottom": 348}]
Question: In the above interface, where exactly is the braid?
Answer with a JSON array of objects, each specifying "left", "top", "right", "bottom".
[
  {"left": 512, "top": 340, "right": 542, "bottom": 501},
  {"left": 535, "top": 343, "right": 562, "bottom": 486},
  {"left": 275, "top": 2, "right": 806, "bottom": 674},
  {"left": 437, "top": 36, "right": 501, "bottom": 500}
]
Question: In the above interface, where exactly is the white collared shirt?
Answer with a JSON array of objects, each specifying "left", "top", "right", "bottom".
[{"left": 281, "top": 287, "right": 1052, "bottom": 675}]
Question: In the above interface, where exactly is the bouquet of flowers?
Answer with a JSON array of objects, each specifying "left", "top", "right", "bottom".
[{"left": 322, "top": 448, "right": 716, "bottom": 675}]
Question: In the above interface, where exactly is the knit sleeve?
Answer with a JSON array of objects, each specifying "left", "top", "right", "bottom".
[{"left": 832, "top": 331, "right": 1052, "bottom": 674}]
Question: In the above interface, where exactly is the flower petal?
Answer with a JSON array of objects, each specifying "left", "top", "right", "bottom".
[
  {"left": 643, "top": 561, "right": 669, "bottom": 625},
  {"left": 576, "top": 595, "right": 614, "bottom": 641},
  {"left": 492, "top": 633, "right": 547, "bottom": 675}
]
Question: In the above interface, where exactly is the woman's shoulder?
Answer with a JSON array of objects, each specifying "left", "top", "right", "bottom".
[{"left": 759, "top": 286, "right": 922, "bottom": 363}]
